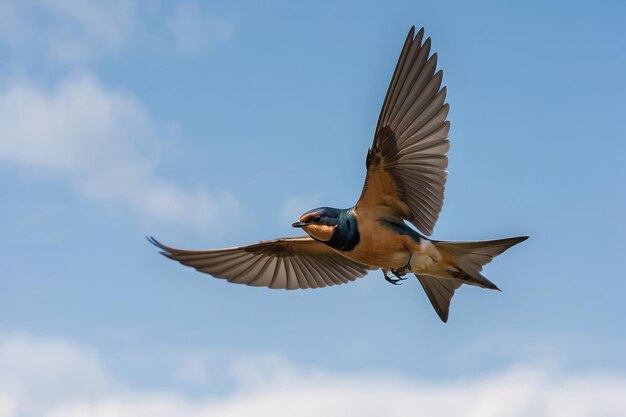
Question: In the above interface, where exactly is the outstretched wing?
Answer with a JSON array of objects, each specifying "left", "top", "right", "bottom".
[
  {"left": 356, "top": 26, "right": 449, "bottom": 235},
  {"left": 149, "top": 236, "right": 372, "bottom": 290}
]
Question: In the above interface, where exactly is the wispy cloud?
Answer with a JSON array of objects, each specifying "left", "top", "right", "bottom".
[
  {"left": 0, "top": 73, "right": 240, "bottom": 231},
  {"left": 0, "top": 1, "right": 235, "bottom": 64},
  {"left": 168, "top": 1, "right": 234, "bottom": 54},
  {"left": 1, "top": 334, "right": 625, "bottom": 417},
  {"left": 0, "top": 1, "right": 240, "bottom": 233},
  {"left": 0, "top": 0, "right": 139, "bottom": 64}
]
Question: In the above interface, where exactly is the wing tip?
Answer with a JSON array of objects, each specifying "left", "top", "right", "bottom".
[
  {"left": 147, "top": 236, "right": 177, "bottom": 257},
  {"left": 407, "top": 27, "right": 426, "bottom": 48},
  {"left": 146, "top": 235, "right": 164, "bottom": 249},
  {"left": 423, "top": 36, "right": 432, "bottom": 49}
]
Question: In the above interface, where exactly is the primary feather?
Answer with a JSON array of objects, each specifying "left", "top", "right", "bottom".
[
  {"left": 148, "top": 237, "right": 372, "bottom": 290},
  {"left": 356, "top": 26, "right": 449, "bottom": 235}
]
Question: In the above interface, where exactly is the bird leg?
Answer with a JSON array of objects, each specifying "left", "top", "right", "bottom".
[
  {"left": 383, "top": 270, "right": 406, "bottom": 285},
  {"left": 390, "top": 254, "right": 413, "bottom": 279}
]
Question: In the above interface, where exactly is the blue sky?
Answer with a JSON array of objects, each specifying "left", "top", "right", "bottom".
[{"left": 1, "top": 1, "right": 625, "bottom": 415}]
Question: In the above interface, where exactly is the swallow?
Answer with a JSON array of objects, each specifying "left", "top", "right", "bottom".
[{"left": 149, "top": 26, "right": 528, "bottom": 322}]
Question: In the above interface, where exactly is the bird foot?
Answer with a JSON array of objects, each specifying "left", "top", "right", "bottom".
[
  {"left": 391, "top": 262, "right": 411, "bottom": 278},
  {"left": 384, "top": 271, "right": 407, "bottom": 285},
  {"left": 387, "top": 253, "right": 413, "bottom": 281}
]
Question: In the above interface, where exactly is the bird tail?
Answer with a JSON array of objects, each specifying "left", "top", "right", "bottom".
[
  {"left": 415, "top": 236, "right": 527, "bottom": 322},
  {"left": 433, "top": 236, "right": 528, "bottom": 290}
]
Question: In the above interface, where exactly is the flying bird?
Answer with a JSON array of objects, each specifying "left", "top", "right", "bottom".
[{"left": 149, "top": 26, "right": 527, "bottom": 322}]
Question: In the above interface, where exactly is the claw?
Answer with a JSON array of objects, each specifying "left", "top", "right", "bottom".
[
  {"left": 385, "top": 274, "right": 403, "bottom": 285},
  {"left": 391, "top": 267, "right": 410, "bottom": 278},
  {"left": 391, "top": 268, "right": 406, "bottom": 277},
  {"left": 384, "top": 271, "right": 406, "bottom": 285},
  {"left": 391, "top": 256, "right": 412, "bottom": 278}
]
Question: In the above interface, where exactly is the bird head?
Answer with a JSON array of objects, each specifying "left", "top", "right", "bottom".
[{"left": 292, "top": 207, "right": 340, "bottom": 242}]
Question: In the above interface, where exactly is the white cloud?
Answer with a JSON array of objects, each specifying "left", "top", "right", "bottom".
[
  {"left": 0, "top": 1, "right": 235, "bottom": 64},
  {"left": 168, "top": 1, "right": 234, "bottom": 54},
  {"left": 1, "top": 334, "right": 625, "bottom": 417},
  {"left": 0, "top": 0, "right": 139, "bottom": 64},
  {"left": 0, "top": 1, "right": 239, "bottom": 232},
  {"left": 0, "top": 334, "right": 118, "bottom": 416},
  {"left": 0, "top": 73, "right": 240, "bottom": 231}
]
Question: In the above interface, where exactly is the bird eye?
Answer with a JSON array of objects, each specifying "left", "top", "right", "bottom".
[{"left": 313, "top": 215, "right": 322, "bottom": 223}]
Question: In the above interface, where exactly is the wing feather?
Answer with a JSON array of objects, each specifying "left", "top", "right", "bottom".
[
  {"left": 356, "top": 26, "right": 449, "bottom": 235},
  {"left": 290, "top": 257, "right": 312, "bottom": 289},
  {"left": 149, "top": 236, "right": 372, "bottom": 290}
]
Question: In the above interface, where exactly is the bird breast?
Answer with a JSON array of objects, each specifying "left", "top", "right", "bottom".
[{"left": 344, "top": 210, "right": 412, "bottom": 269}]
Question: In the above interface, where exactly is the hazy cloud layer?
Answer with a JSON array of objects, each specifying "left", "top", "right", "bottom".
[
  {"left": 0, "top": 73, "right": 240, "bottom": 231},
  {"left": 0, "top": 0, "right": 233, "bottom": 63},
  {"left": 1, "top": 334, "right": 625, "bottom": 417},
  {"left": 0, "top": 1, "right": 239, "bottom": 233},
  {"left": 0, "top": 0, "right": 139, "bottom": 64},
  {"left": 168, "top": 1, "right": 234, "bottom": 54}
]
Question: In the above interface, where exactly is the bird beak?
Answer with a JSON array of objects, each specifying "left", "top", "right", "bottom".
[{"left": 291, "top": 221, "right": 307, "bottom": 228}]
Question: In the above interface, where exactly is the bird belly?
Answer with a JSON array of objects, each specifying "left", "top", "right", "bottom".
[
  {"left": 407, "top": 253, "right": 437, "bottom": 273},
  {"left": 407, "top": 239, "right": 453, "bottom": 278},
  {"left": 341, "top": 218, "right": 411, "bottom": 269},
  {"left": 346, "top": 247, "right": 410, "bottom": 269},
  {"left": 340, "top": 214, "right": 450, "bottom": 275}
]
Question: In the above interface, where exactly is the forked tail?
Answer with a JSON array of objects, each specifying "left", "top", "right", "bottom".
[
  {"left": 417, "top": 236, "right": 528, "bottom": 322},
  {"left": 435, "top": 236, "right": 528, "bottom": 290}
]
